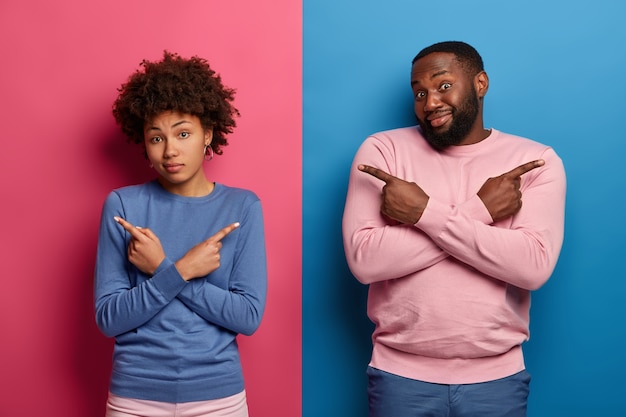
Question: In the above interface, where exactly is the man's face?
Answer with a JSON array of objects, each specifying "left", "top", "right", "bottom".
[{"left": 411, "top": 52, "right": 481, "bottom": 151}]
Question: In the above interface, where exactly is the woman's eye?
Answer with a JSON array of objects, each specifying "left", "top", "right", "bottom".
[
  {"left": 151, "top": 136, "right": 162, "bottom": 143},
  {"left": 180, "top": 131, "right": 190, "bottom": 139}
]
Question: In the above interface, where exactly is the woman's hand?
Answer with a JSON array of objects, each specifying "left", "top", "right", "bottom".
[
  {"left": 114, "top": 216, "right": 166, "bottom": 275},
  {"left": 175, "top": 222, "right": 240, "bottom": 281}
]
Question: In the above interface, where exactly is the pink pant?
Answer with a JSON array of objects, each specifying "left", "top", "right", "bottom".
[{"left": 105, "top": 390, "right": 248, "bottom": 417}]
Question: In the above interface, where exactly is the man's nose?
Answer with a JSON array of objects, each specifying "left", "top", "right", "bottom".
[{"left": 423, "top": 92, "right": 442, "bottom": 112}]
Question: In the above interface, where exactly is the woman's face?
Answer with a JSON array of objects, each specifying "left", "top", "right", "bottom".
[{"left": 143, "top": 111, "right": 213, "bottom": 196}]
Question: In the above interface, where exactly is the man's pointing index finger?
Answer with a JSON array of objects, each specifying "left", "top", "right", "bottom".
[
  {"left": 358, "top": 164, "right": 394, "bottom": 183},
  {"left": 505, "top": 159, "right": 545, "bottom": 178}
]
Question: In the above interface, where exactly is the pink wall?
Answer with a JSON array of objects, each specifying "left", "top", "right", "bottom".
[{"left": 0, "top": 1, "right": 301, "bottom": 416}]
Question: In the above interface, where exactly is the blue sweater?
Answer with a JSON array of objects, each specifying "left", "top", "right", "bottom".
[{"left": 94, "top": 181, "right": 267, "bottom": 403}]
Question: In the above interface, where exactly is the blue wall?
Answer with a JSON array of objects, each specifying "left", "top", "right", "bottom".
[{"left": 303, "top": 1, "right": 626, "bottom": 415}]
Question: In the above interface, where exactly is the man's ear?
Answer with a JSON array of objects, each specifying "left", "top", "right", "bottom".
[{"left": 475, "top": 71, "right": 489, "bottom": 99}]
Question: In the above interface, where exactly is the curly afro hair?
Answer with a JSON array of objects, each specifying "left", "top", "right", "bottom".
[{"left": 112, "top": 51, "right": 239, "bottom": 156}]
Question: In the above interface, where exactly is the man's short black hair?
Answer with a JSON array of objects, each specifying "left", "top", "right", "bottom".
[{"left": 412, "top": 41, "right": 484, "bottom": 76}]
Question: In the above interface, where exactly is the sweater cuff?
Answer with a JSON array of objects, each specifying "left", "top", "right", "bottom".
[
  {"left": 457, "top": 194, "right": 494, "bottom": 225},
  {"left": 415, "top": 197, "right": 451, "bottom": 238},
  {"left": 417, "top": 194, "right": 493, "bottom": 238},
  {"left": 150, "top": 258, "right": 187, "bottom": 300}
]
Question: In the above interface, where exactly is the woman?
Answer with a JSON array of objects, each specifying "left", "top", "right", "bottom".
[{"left": 95, "top": 51, "right": 267, "bottom": 417}]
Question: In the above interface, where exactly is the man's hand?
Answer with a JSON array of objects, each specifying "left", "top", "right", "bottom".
[
  {"left": 477, "top": 160, "right": 544, "bottom": 222},
  {"left": 359, "top": 164, "right": 429, "bottom": 224},
  {"left": 114, "top": 217, "right": 166, "bottom": 275},
  {"left": 175, "top": 222, "right": 240, "bottom": 281}
]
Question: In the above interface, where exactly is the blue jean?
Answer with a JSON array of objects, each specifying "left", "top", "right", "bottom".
[{"left": 367, "top": 366, "right": 530, "bottom": 417}]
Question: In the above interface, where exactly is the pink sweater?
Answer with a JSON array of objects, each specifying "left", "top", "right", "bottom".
[{"left": 342, "top": 127, "right": 566, "bottom": 384}]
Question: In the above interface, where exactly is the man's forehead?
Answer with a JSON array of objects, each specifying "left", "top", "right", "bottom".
[
  {"left": 411, "top": 53, "right": 461, "bottom": 83},
  {"left": 412, "top": 53, "right": 458, "bottom": 73}
]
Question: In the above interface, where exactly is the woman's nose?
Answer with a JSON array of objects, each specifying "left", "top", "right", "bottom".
[{"left": 163, "top": 138, "right": 178, "bottom": 157}]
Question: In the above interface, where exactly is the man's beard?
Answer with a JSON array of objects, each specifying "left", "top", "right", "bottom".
[{"left": 418, "top": 87, "right": 480, "bottom": 151}]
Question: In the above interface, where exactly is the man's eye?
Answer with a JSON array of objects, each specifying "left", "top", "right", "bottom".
[
  {"left": 441, "top": 82, "right": 452, "bottom": 90},
  {"left": 415, "top": 91, "right": 426, "bottom": 101}
]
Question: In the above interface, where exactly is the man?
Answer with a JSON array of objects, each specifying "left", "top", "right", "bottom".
[{"left": 342, "top": 41, "right": 566, "bottom": 416}]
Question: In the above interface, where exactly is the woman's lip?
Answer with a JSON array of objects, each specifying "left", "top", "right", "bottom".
[{"left": 163, "top": 163, "right": 183, "bottom": 173}]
